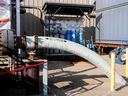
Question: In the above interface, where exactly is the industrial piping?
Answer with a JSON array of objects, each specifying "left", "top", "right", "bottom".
[{"left": 26, "top": 36, "right": 127, "bottom": 85}]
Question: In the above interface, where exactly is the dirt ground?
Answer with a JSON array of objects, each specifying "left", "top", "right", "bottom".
[{"left": 48, "top": 55, "right": 128, "bottom": 96}]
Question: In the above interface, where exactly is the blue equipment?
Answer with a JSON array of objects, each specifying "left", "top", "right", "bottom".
[
  {"left": 66, "top": 30, "right": 71, "bottom": 40},
  {"left": 110, "top": 48, "right": 126, "bottom": 64},
  {"left": 79, "top": 28, "right": 84, "bottom": 45},
  {"left": 71, "top": 29, "right": 77, "bottom": 42},
  {"left": 89, "top": 36, "right": 95, "bottom": 50}
]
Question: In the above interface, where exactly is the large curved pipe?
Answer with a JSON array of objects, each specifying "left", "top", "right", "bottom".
[{"left": 26, "top": 36, "right": 127, "bottom": 85}]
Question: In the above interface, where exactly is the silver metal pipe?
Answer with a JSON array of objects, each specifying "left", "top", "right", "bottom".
[{"left": 16, "top": 0, "right": 20, "bottom": 36}]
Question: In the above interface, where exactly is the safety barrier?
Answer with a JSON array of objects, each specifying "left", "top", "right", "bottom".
[{"left": 110, "top": 48, "right": 128, "bottom": 91}]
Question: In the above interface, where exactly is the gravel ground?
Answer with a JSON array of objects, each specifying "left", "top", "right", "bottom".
[{"left": 48, "top": 55, "right": 128, "bottom": 96}]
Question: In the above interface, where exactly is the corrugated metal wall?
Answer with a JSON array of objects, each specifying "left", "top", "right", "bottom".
[
  {"left": 97, "top": 0, "right": 128, "bottom": 10},
  {"left": 22, "top": 0, "right": 89, "bottom": 6},
  {"left": 96, "top": 0, "right": 128, "bottom": 44},
  {"left": 89, "top": 0, "right": 95, "bottom": 4},
  {"left": 20, "top": 0, "right": 96, "bottom": 35}
]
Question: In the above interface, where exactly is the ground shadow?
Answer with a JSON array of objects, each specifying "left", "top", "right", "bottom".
[
  {"left": 116, "top": 76, "right": 128, "bottom": 91},
  {"left": 0, "top": 68, "right": 40, "bottom": 96},
  {"left": 43, "top": 61, "right": 106, "bottom": 96},
  {"left": 48, "top": 74, "right": 105, "bottom": 96}
]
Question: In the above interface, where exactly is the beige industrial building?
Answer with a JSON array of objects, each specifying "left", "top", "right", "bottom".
[{"left": 20, "top": 0, "right": 95, "bottom": 35}]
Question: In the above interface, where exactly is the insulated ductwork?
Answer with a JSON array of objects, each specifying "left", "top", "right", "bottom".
[{"left": 26, "top": 36, "right": 127, "bottom": 85}]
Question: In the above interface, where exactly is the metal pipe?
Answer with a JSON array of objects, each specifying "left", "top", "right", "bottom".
[
  {"left": 16, "top": 0, "right": 20, "bottom": 36},
  {"left": 26, "top": 36, "right": 127, "bottom": 85},
  {"left": 16, "top": 0, "right": 21, "bottom": 77}
]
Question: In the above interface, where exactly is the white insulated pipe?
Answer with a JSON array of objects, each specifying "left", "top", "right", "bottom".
[{"left": 26, "top": 36, "right": 127, "bottom": 85}]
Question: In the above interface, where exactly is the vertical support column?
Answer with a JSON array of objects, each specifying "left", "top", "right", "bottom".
[
  {"left": 9, "top": 57, "right": 12, "bottom": 71},
  {"left": 16, "top": 0, "right": 20, "bottom": 36},
  {"left": 99, "top": 21, "right": 101, "bottom": 42},
  {"left": 43, "top": 60, "right": 48, "bottom": 96},
  {"left": 110, "top": 52, "right": 116, "bottom": 91},
  {"left": 89, "top": 17, "right": 91, "bottom": 28},
  {"left": 47, "top": 8, "right": 51, "bottom": 54},
  {"left": 48, "top": 8, "right": 51, "bottom": 37},
  {"left": 16, "top": 0, "right": 21, "bottom": 78},
  {"left": 98, "top": 46, "right": 101, "bottom": 55},
  {"left": 101, "top": 47, "right": 104, "bottom": 55},
  {"left": 125, "top": 48, "right": 128, "bottom": 79}
]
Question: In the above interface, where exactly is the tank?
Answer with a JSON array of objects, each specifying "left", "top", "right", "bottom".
[
  {"left": 71, "top": 29, "right": 77, "bottom": 42},
  {"left": 66, "top": 30, "right": 71, "bottom": 41},
  {"left": 79, "top": 28, "right": 84, "bottom": 45}
]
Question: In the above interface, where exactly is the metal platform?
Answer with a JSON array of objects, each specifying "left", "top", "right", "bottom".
[
  {"left": 43, "top": 2, "right": 95, "bottom": 16},
  {"left": 94, "top": 42, "right": 128, "bottom": 48},
  {"left": 42, "top": 2, "right": 95, "bottom": 58}
]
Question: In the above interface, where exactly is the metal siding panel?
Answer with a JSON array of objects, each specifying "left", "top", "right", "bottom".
[
  {"left": 64, "top": 0, "right": 68, "bottom": 3},
  {"left": 96, "top": 13, "right": 100, "bottom": 41},
  {"left": 36, "top": 0, "right": 42, "bottom": 7},
  {"left": 96, "top": 5, "right": 128, "bottom": 44},
  {"left": 75, "top": 0, "right": 79, "bottom": 4},
  {"left": 67, "top": 0, "right": 70, "bottom": 3},
  {"left": 97, "top": 0, "right": 128, "bottom": 10},
  {"left": 89, "top": 0, "right": 95, "bottom": 4},
  {"left": 22, "top": 0, "right": 89, "bottom": 7}
]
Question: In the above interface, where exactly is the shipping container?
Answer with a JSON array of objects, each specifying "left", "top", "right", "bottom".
[
  {"left": 96, "top": 0, "right": 128, "bottom": 10},
  {"left": 96, "top": 0, "right": 128, "bottom": 47}
]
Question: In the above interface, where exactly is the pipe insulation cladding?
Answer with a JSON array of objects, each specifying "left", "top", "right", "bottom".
[{"left": 26, "top": 36, "right": 127, "bottom": 85}]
